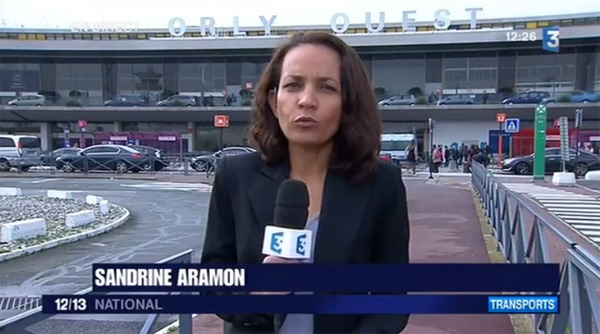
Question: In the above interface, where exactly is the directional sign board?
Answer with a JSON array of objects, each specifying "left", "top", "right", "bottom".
[
  {"left": 559, "top": 116, "right": 569, "bottom": 168},
  {"left": 533, "top": 104, "right": 548, "bottom": 180},
  {"left": 214, "top": 115, "right": 230, "bottom": 128},
  {"left": 575, "top": 109, "right": 583, "bottom": 128},
  {"left": 543, "top": 26, "right": 560, "bottom": 53},
  {"left": 504, "top": 118, "right": 520, "bottom": 133}
]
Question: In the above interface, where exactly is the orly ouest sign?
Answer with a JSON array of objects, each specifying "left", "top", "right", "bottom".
[{"left": 167, "top": 8, "right": 484, "bottom": 37}]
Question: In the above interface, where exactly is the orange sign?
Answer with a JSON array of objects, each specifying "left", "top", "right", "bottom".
[
  {"left": 214, "top": 115, "right": 230, "bottom": 128},
  {"left": 496, "top": 113, "right": 506, "bottom": 123}
]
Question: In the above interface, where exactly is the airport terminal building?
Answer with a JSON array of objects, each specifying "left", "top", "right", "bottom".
[{"left": 0, "top": 12, "right": 599, "bottom": 152}]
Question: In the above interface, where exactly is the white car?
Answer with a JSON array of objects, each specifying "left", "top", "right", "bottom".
[{"left": 0, "top": 135, "right": 43, "bottom": 172}]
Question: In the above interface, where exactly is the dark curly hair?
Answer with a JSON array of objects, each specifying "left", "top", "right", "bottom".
[{"left": 249, "top": 31, "right": 382, "bottom": 182}]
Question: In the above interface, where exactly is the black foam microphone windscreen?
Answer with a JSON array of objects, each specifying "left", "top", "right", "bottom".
[{"left": 274, "top": 179, "right": 310, "bottom": 230}]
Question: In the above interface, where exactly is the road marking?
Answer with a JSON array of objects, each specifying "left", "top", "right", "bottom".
[
  {"left": 572, "top": 225, "right": 600, "bottom": 230},
  {"left": 503, "top": 182, "right": 600, "bottom": 247},
  {"left": 565, "top": 219, "right": 600, "bottom": 224},
  {"left": 28, "top": 178, "right": 58, "bottom": 184},
  {"left": 120, "top": 182, "right": 213, "bottom": 192}
]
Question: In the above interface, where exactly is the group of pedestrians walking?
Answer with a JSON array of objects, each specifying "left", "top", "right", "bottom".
[{"left": 402, "top": 141, "right": 494, "bottom": 175}]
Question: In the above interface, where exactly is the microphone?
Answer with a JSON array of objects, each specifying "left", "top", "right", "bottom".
[{"left": 261, "top": 179, "right": 312, "bottom": 260}]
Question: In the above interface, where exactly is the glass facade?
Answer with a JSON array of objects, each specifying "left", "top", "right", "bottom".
[{"left": 0, "top": 46, "right": 598, "bottom": 106}]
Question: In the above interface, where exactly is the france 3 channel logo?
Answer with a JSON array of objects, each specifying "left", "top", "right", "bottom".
[
  {"left": 488, "top": 296, "right": 558, "bottom": 313},
  {"left": 270, "top": 232, "right": 308, "bottom": 256},
  {"left": 542, "top": 26, "right": 560, "bottom": 53}
]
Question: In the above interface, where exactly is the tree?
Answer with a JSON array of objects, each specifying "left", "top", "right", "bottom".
[{"left": 407, "top": 87, "right": 424, "bottom": 97}]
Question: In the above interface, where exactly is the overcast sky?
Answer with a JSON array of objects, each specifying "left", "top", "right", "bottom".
[{"left": 1, "top": 0, "right": 599, "bottom": 29}]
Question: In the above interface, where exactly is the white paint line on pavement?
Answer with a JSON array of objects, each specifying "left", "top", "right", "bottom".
[
  {"left": 591, "top": 237, "right": 600, "bottom": 242},
  {"left": 555, "top": 212, "right": 600, "bottom": 217},
  {"left": 28, "top": 179, "right": 58, "bottom": 184},
  {"left": 544, "top": 203, "right": 600, "bottom": 209},
  {"left": 565, "top": 219, "right": 600, "bottom": 225},
  {"left": 559, "top": 215, "right": 600, "bottom": 220},
  {"left": 550, "top": 208, "right": 600, "bottom": 213},
  {"left": 572, "top": 225, "right": 600, "bottom": 230},
  {"left": 580, "top": 230, "right": 600, "bottom": 237},
  {"left": 538, "top": 198, "right": 598, "bottom": 202}
]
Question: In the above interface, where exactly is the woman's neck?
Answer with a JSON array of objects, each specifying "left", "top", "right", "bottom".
[{"left": 288, "top": 142, "right": 332, "bottom": 180}]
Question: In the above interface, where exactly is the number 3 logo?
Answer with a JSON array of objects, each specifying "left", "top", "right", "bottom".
[{"left": 546, "top": 30, "right": 559, "bottom": 48}]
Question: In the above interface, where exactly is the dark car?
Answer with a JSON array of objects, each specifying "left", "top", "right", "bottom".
[
  {"left": 55, "top": 144, "right": 150, "bottom": 173},
  {"left": 104, "top": 94, "right": 150, "bottom": 107},
  {"left": 502, "top": 91, "right": 551, "bottom": 104},
  {"left": 41, "top": 147, "right": 82, "bottom": 166},
  {"left": 501, "top": 148, "right": 600, "bottom": 177},
  {"left": 127, "top": 144, "right": 169, "bottom": 171},
  {"left": 190, "top": 146, "right": 256, "bottom": 172},
  {"left": 157, "top": 95, "right": 200, "bottom": 107}
]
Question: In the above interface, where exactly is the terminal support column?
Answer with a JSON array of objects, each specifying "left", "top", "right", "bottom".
[
  {"left": 186, "top": 122, "right": 197, "bottom": 152},
  {"left": 39, "top": 122, "right": 52, "bottom": 151}
]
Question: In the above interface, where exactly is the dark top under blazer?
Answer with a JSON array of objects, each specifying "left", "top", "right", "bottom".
[{"left": 201, "top": 152, "right": 410, "bottom": 334}]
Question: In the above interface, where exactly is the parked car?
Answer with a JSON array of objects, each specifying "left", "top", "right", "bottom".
[
  {"left": 104, "top": 94, "right": 150, "bottom": 107},
  {"left": 0, "top": 135, "right": 43, "bottom": 172},
  {"left": 546, "top": 91, "right": 599, "bottom": 103},
  {"left": 127, "top": 144, "right": 169, "bottom": 171},
  {"left": 41, "top": 147, "right": 82, "bottom": 166},
  {"left": 378, "top": 95, "right": 416, "bottom": 106},
  {"left": 502, "top": 91, "right": 551, "bottom": 104},
  {"left": 157, "top": 95, "right": 200, "bottom": 107},
  {"left": 190, "top": 146, "right": 256, "bottom": 172},
  {"left": 437, "top": 94, "right": 476, "bottom": 105},
  {"left": 501, "top": 148, "right": 600, "bottom": 177},
  {"left": 7, "top": 94, "right": 45, "bottom": 106},
  {"left": 55, "top": 145, "right": 150, "bottom": 173}
]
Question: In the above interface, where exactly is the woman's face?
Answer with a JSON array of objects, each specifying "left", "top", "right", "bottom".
[{"left": 270, "top": 44, "right": 343, "bottom": 148}]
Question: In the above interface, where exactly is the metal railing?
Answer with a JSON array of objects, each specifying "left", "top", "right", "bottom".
[
  {"left": 471, "top": 162, "right": 600, "bottom": 334},
  {"left": 0, "top": 249, "right": 194, "bottom": 334},
  {"left": 6, "top": 154, "right": 221, "bottom": 178}
]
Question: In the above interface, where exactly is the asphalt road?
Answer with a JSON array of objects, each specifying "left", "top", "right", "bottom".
[{"left": 0, "top": 177, "right": 211, "bottom": 334}]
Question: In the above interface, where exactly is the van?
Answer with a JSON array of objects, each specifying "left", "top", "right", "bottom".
[{"left": 0, "top": 135, "right": 43, "bottom": 172}]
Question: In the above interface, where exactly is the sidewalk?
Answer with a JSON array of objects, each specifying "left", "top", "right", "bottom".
[{"left": 180, "top": 179, "right": 514, "bottom": 334}]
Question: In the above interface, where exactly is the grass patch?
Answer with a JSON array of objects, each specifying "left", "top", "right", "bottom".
[{"left": 472, "top": 189, "right": 535, "bottom": 334}]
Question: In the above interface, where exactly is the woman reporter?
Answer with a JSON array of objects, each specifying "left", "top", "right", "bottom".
[{"left": 201, "top": 31, "right": 410, "bottom": 334}]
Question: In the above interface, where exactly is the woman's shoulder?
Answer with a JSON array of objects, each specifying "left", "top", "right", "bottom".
[
  {"left": 218, "top": 151, "right": 264, "bottom": 175},
  {"left": 373, "top": 159, "right": 404, "bottom": 186}
]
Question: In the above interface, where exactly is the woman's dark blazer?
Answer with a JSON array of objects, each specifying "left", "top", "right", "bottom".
[{"left": 201, "top": 152, "right": 410, "bottom": 334}]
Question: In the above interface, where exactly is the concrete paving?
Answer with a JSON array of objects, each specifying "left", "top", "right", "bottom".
[
  {"left": 188, "top": 178, "right": 515, "bottom": 334},
  {"left": 0, "top": 177, "right": 211, "bottom": 334}
]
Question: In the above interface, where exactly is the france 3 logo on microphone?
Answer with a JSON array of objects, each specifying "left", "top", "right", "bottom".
[
  {"left": 264, "top": 226, "right": 312, "bottom": 259},
  {"left": 270, "top": 232, "right": 284, "bottom": 254},
  {"left": 542, "top": 26, "right": 560, "bottom": 53},
  {"left": 270, "top": 231, "right": 308, "bottom": 256}
]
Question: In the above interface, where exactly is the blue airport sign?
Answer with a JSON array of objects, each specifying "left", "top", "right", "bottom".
[
  {"left": 543, "top": 26, "right": 560, "bottom": 53},
  {"left": 504, "top": 118, "right": 520, "bottom": 133}
]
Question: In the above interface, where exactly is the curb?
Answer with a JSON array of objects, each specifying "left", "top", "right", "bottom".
[
  {"left": 0, "top": 207, "right": 131, "bottom": 263},
  {"left": 0, "top": 173, "right": 159, "bottom": 181},
  {"left": 154, "top": 314, "right": 199, "bottom": 334}
]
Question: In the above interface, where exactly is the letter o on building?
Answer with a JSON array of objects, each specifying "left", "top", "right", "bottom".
[
  {"left": 330, "top": 13, "right": 349, "bottom": 34},
  {"left": 168, "top": 17, "right": 186, "bottom": 37}
]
